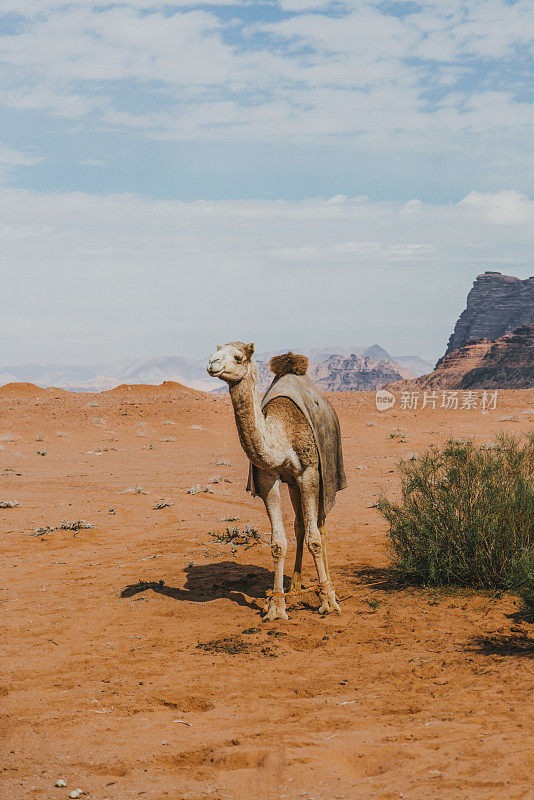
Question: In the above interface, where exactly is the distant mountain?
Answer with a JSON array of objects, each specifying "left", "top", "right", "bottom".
[
  {"left": 95, "top": 356, "right": 216, "bottom": 392},
  {"left": 1, "top": 344, "right": 422, "bottom": 393},
  {"left": 0, "top": 357, "right": 216, "bottom": 393},
  {"left": 392, "top": 355, "right": 436, "bottom": 376},
  {"left": 388, "top": 324, "right": 534, "bottom": 391},
  {"left": 362, "top": 345, "right": 391, "bottom": 362}
]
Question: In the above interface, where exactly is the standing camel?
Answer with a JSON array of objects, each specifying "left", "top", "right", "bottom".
[{"left": 207, "top": 341, "right": 346, "bottom": 621}]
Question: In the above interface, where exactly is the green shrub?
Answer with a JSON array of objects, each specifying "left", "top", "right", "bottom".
[
  {"left": 519, "top": 580, "right": 534, "bottom": 616},
  {"left": 377, "top": 433, "right": 534, "bottom": 592}
]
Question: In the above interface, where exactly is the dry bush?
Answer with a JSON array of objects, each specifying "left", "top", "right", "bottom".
[
  {"left": 153, "top": 501, "right": 174, "bottom": 510},
  {"left": 378, "top": 433, "right": 534, "bottom": 594}
]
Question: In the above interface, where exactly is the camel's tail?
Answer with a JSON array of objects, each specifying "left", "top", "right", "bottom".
[{"left": 269, "top": 352, "right": 308, "bottom": 377}]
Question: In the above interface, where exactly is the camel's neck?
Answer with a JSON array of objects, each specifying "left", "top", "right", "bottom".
[{"left": 229, "top": 366, "right": 281, "bottom": 470}]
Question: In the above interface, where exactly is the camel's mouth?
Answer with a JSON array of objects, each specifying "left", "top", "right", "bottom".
[{"left": 207, "top": 365, "right": 225, "bottom": 378}]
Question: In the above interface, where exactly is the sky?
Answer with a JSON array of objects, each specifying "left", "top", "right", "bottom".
[{"left": 0, "top": 0, "right": 533, "bottom": 364}]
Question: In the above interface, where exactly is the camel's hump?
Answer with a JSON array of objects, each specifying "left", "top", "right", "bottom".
[{"left": 269, "top": 352, "right": 308, "bottom": 377}]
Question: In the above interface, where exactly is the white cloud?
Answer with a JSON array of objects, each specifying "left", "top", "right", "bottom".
[
  {"left": 0, "top": 0, "right": 240, "bottom": 11},
  {"left": 458, "top": 190, "right": 534, "bottom": 225},
  {"left": 0, "top": 141, "right": 41, "bottom": 167},
  {"left": 0, "top": 0, "right": 531, "bottom": 154},
  {"left": 277, "top": 0, "right": 331, "bottom": 10},
  {"left": 0, "top": 141, "right": 41, "bottom": 181},
  {"left": 0, "top": 187, "right": 532, "bottom": 363}
]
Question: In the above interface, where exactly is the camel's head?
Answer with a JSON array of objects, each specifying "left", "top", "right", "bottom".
[{"left": 207, "top": 341, "right": 255, "bottom": 384}]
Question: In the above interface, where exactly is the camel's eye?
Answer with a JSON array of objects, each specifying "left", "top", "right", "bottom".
[{"left": 235, "top": 355, "right": 243, "bottom": 363}]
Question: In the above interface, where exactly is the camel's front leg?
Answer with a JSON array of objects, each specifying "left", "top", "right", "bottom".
[
  {"left": 298, "top": 468, "right": 340, "bottom": 615},
  {"left": 255, "top": 468, "right": 288, "bottom": 621}
]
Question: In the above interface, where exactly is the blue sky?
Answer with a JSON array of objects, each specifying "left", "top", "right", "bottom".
[{"left": 0, "top": 0, "right": 533, "bottom": 363}]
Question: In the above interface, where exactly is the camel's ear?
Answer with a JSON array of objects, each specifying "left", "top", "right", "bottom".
[
  {"left": 244, "top": 342, "right": 255, "bottom": 359},
  {"left": 216, "top": 344, "right": 222, "bottom": 351}
]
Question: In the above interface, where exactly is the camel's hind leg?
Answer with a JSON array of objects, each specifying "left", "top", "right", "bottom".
[
  {"left": 298, "top": 468, "right": 340, "bottom": 615},
  {"left": 319, "top": 526, "right": 332, "bottom": 587},
  {"left": 288, "top": 483, "right": 305, "bottom": 593}
]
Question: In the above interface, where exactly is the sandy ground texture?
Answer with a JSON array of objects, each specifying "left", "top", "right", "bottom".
[{"left": 1, "top": 381, "right": 533, "bottom": 800}]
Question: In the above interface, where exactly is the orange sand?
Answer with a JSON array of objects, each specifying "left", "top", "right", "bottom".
[{"left": 1, "top": 384, "right": 532, "bottom": 800}]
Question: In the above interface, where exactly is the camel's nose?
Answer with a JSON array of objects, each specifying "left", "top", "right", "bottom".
[{"left": 207, "top": 356, "right": 222, "bottom": 375}]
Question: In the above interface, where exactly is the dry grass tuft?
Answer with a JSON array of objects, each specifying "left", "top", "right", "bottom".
[
  {"left": 389, "top": 428, "right": 408, "bottom": 441},
  {"left": 213, "top": 458, "right": 231, "bottom": 467},
  {"left": 186, "top": 484, "right": 214, "bottom": 494},
  {"left": 208, "top": 525, "right": 263, "bottom": 550}
]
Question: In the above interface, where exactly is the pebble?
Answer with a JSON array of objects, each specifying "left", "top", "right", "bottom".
[
  {"left": 69, "top": 791, "right": 82, "bottom": 799},
  {"left": 55, "top": 778, "right": 67, "bottom": 787}
]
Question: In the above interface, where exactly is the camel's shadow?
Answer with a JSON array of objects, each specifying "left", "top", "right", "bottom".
[
  {"left": 121, "top": 561, "right": 276, "bottom": 611},
  {"left": 468, "top": 633, "right": 533, "bottom": 658}
]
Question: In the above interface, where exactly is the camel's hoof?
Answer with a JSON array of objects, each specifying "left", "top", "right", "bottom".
[
  {"left": 318, "top": 590, "right": 341, "bottom": 615},
  {"left": 262, "top": 598, "right": 288, "bottom": 621}
]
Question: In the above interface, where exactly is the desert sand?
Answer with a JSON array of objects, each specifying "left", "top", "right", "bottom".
[{"left": 1, "top": 381, "right": 533, "bottom": 800}]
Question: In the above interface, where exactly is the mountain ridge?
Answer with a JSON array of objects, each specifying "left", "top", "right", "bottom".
[{"left": 1, "top": 346, "right": 423, "bottom": 393}]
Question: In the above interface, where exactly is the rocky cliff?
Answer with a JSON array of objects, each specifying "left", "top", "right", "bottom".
[
  {"left": 389, "top": 323, "right": 534, "bottom": 391},
  {"left": 446, "top": 271, "right": 534, "bottom": 355}
]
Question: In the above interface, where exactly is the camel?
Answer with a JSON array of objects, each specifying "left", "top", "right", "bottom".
[{"left": 207, "top": 341, "right": 346, "bottom": 621}]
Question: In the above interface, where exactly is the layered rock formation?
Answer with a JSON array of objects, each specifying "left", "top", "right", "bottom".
[
  {"left": 310, "top": 354, "right": 414, "bottom": 391},
  {"left": 389, "top": 324, "right": 534, "bottom": 391},
  {"left": 255, "top": 353, "right": 414, "bottom": 392},
  {"left": 446, "top": 272, "right": 534, "bottom": 355}
]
